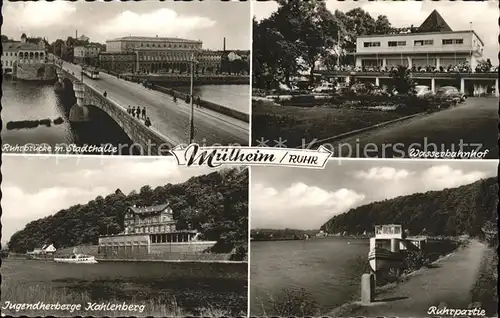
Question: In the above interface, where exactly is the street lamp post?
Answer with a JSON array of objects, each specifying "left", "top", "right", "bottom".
[{"left": 188, "top": 53, "right": 195, "bottom": 143}]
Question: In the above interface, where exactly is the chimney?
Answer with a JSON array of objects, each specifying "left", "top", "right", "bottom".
[
  {"left": 223, "top": 37, "right": 226, "bottom": 52},
  {"left": 76, "top": 29, "right": 78, "bottom": 40}
]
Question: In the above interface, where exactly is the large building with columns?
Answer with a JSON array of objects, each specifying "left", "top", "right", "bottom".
[
  {"left": 1, "top": 33, "right": 47, "bottom": 74},
  {"left": 100, "top": 35, "right": 223, "bottom": 74},
  {"left": 98, "top": 203, "right": 216, "bottom": 258}
]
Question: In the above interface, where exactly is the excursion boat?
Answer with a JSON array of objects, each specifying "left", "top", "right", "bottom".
[
  {"left": 368, "top": 246, "right": 404, "bottom": 272},
  {"left": 54, "top": 248, "right": 98, "bottom": 264},
  {"left": 54, "top": 253, "right": 98, "bottom": 264},
  {"left": 368, "top": 224, "right": 405, "bottom": 272}
]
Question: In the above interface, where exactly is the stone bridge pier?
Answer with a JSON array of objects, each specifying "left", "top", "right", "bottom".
[
  {"left": 54, "top": 68, "right": 89, "bottom": 122},
  {"left": 69, "top": 80, "right": 90, "bottom": 122}
]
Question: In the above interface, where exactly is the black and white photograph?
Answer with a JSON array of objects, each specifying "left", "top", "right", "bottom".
[
  {"left": 252, "top": 1, "right": 498, "bottom": 159},
  {"left": 250, "top": 159, "right": 498, "bottom": 317},
  {"left": 1, "top": 1, "right": 250, "bottom": 156},
  {"left": 0, "top": 155, "right": 248, "bottom": 317}
]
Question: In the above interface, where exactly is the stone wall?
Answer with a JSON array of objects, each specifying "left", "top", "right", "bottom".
[
  {"left": 150, "top": 241, "right": 217, "bottom": 254},
  {"left": 149, "top": 84, "right": 249, "bottom": 123},
  {"left": 85, "top": 88, "right": 175, "bottom": 153},
  {"left": 15, "top": 63, "right": 57, "bottom": 81}
]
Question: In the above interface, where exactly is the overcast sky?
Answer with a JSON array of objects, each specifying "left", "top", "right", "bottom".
[
  {"left": 2, "top": 0, "right": 250, "bottom": 50},
  {"left": 251, "top": 160, "right": 497, "bottom": 230},
  {"left": 253, "top": 0, "right": 498, "bottom": 61},
  {"left": 1, "top": 155, "right": 221, "bottom": 247}
]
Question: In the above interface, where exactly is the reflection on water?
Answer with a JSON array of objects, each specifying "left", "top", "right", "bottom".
[
  {"left": 174, "top": 85, "right": 250, "bottom": 114},
  {"left": 1, "top": 79, "right": 132, "bottom": 154},
  {"left": 251, "top": 238, "right": 370, "bottom": 315}
]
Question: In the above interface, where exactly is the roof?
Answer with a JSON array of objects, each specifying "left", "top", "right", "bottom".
[
  {"left": 128, "top": 203, "right": 170, "bottom": 214},
  {"left": 2, "top": 41, "right": 45, "bottom": 51},
  {"left": 419, "top": 10, "right": 453, "bottom": 33},
  {"left": 107, "top": 36, "right": 201, "bottom": 44}
]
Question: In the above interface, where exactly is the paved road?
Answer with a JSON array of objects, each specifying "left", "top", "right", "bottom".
[
  {"left": 63, "top": 62, "right": 249, "bottom": 146},
  {"left": 344, "top": 240, "right": 487, "bottom": 317},
  {"left": 331, "top": 97, "right": 498, "bottom": 159}
]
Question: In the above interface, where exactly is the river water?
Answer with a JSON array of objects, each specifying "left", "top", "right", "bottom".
[
  {"left": 1, "top": 258, "right": 247, "bottom": 316},
  {"left": 1, "top": 79, "right": 132, "bottom": 155},
  {"left": 250, "top": 238, "right": 370, "bottom": 315},
  {"left": 174, "top": 85, "right": 250, "bottom": 114}
]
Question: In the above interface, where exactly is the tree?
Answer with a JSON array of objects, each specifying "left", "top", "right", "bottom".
[
  {"left": 389, "top": 65, "right": 416, "bottom": 95},
  {"left": 273, "top": 0, "right": 340, "bottom": 85},
  {"left": 374, "top": 15, "right": 392, "bottom": 34},
  {"left": 1, "top": 35, "right": 13, "bottom": 42},
  {"left": 253, "top": 17, "right": 303, "bottom": 89},
  {"left": 335, "top": 8, "right": 377, "bottom": 53}
]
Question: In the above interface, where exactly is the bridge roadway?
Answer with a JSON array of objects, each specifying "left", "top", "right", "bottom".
[{"left": 62, "top": 61, "right": 249, "bottom": 146}]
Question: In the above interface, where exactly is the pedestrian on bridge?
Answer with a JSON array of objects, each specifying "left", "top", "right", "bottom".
[
  {"left": 142, "top": 107, "right": 146, "bottom": 120},
  {"left": 127, "top": 106, "right": 132, "bottom": 114},
  {"left": 103, "top": 91, "right": 107, "bottom": 98},
  {"left": 145, "top": 117, "right": 151, "bottom": 128}
]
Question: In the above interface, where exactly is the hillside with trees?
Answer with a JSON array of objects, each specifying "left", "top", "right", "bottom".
[
  {"left": 321, "top": 177, "right": 498, "bottom": 237},
  {"left": 8, "top": 168, "right": 248, "bottom": 259}
]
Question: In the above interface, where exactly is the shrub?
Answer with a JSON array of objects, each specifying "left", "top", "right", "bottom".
[
  {"left": 271, "top": 288, "right": 319, "bottom": 317},
  {"left": 404, "top": 250, "right": 429, "bottom": 271}
]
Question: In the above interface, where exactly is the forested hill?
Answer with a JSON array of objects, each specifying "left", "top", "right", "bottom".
[
  {"left": 321, "top": 177, "right": 498, "bottom": 237},
  {"left": 8, "top": 168, "right": 248, "bottom": 258}
]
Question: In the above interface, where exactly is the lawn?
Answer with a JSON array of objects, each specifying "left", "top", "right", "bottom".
[{"left": 252, "top": 99, "right": 407, "bottom": 148}]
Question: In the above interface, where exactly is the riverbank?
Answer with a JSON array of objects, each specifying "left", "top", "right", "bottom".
[
  {"left": 328, "top": 239, "right": 488, "bottom": 317},
  {"left": 97, "top": 259, "right": 247, "bottom": 264},
  {"left": 1, "top": 283, "right": 238, "bottom": 317}
]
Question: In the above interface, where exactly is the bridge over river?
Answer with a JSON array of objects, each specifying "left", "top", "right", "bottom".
[{"left": 55, "top": 61, "right": 249, "bottom": 154}]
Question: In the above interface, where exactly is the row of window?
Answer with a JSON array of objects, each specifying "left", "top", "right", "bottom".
[
  {"left": 129, "top": 42, "right": 201, "bottom": 49},
  {"left": 130, "top": 224, "right": 176, "bottom": 233},
  {"left": 124, "top": 215, "right": 170, "bottom": 225},
  {"left": 364, "top": 38, "right": 465, "bottom": 48},
  {"left": 2, "top": 51, "right": 45, "bottom": 57}
]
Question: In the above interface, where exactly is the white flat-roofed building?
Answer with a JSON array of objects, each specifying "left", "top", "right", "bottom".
[
  {"left": 353, "top": 10, "right": 484, "bottom": 71},
  {"left": 355, "top": 30, "right": 484, "bottom": 70},
  {"left": 319, "top": 10, "right": 497, "bottom": 97}
]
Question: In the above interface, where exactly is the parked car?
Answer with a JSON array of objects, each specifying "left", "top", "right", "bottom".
[
  {"left": 435, "top": 86, "right": 462, "bottom": 106},
  {"left": 312, "top": 82, "right": 336, "bottom": 93},
  {"left": 415, "top": 85, "right": 434, "bottom": 99}
]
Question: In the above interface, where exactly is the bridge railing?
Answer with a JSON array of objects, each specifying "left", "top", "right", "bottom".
[{"left": 84, "top": 81, "right": 179, "bottom": 147}]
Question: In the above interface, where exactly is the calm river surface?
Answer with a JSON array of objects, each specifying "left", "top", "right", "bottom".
[
  {"left": 1, "top": 79, "right": 131, "bottom": 154},
  {"left": 175, "top": 85, "right": 250, "bottom": 114},
  {"left": 250, "top": 238, "right": 370, "bottom": 315},
  {"left": 1, "top": 258, "right": 247, "bottom": 315}
]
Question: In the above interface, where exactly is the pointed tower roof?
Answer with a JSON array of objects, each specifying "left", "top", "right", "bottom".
[{"left": 418, "top": 10, "right": 453, "bottom": 32}]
